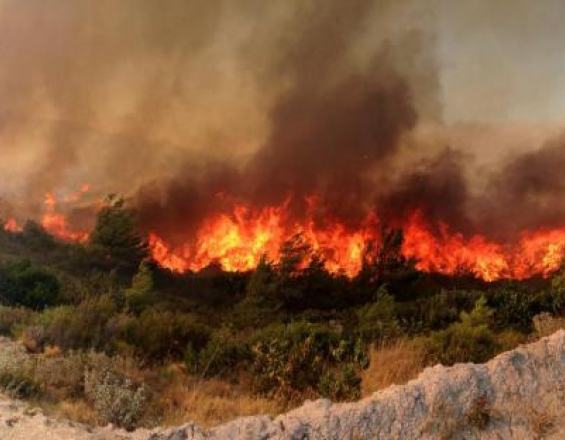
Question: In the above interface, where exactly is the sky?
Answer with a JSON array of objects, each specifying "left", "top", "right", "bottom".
[{"left": 437, "top": 0, "right": 565, "bottom": 123}]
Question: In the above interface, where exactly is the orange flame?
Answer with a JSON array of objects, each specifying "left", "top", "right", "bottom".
[
  {"left": 401, "top": 211, "right": 565, "bottom": 281},
  {"left": 41, "top": 190, "right": 90, "bottom": 243},
  {"left": 148, "top": 203, "right": 565, "bottom": 281},
  {"left": 148, "top": 203, "right": 379, "bottom": 277},
  {"left": 3, "top": 218, "right": 22, "bottom": 233}
]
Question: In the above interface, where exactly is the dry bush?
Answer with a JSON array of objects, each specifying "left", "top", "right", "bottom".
[
  {"left": 532, "top": 312, "right": 565, "bottom": 338},
  {"left": 361, "top": 338, "right": 428, "bottom": 396},
  {"left": 156, "top": 365, "right": 283, "bottom": 428}
]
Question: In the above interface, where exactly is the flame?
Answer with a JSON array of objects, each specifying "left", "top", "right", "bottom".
[
  {"left": 148, "top": 203, "right": 379, "bottom": 277},
  {"left": 3, "top": 217, "right": 22, "bottom": 233},
  {"left": 402, "top": 211, "right": 565, "bottom": 281},
  {"left": 40, "top": 190, "right": 90, "bottom": 243},
  {"left": 148, "top": 202, "right": 565, "bottom": 282}
]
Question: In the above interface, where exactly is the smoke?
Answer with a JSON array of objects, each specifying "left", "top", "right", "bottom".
[{"left": 1, "top": 0, "right": 565, "bottom": 245}]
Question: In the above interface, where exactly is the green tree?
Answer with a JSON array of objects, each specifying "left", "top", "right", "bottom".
[
  {"left": 89, "top": 196, "right": 148, "bottom": 274},
  {"left": 124, "top": 263, "right": 154, "bottom": 314},
  {"left": 428, "top": 296, "right": 498, "bottom": 365}
]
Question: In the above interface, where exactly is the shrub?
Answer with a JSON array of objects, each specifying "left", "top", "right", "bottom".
[
  {"left": 356, "top": 287, "right": 399, "bottom": 342},
  {"left": 0, "top": 370, "right": 41, "bottom": 399},
  {"left": 0, "top": 306, "right": 34, "bottom": 336},
  {"left": 532, "top": 312, "right": 565, "bottom": 338},
  {"left": 250, "top": 322, "right": 367, "bottom": 400},
  {"left": 124, "top": 262, "right": 155, "bottom": 314},
  {"left": 84, "top": 367, "right": 147, "bottom": 431},
  {"left": 318, "top": 363, "right": 361, "bottom": 401},
  {"left": 427, "top": 297, "right": 499, "bottom": 365},
  {"left": 34, "top": 295, "right": 117, "bottom": 351},
  {"left": 185, "top": 330, "right": 249, "bottom": 378},
  {"left": 125, "top": 310, "right": 210, "bottom": 361},
  {"left": 0, "top": 260, "right": 60, "bottom": 309}
]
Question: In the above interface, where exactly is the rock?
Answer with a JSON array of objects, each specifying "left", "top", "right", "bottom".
[{"left": 0, "top": 331, "right": 564, "bottom": 439}]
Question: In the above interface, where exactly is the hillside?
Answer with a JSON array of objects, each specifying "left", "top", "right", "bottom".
[{"left": 0, "top": 330, "right": 563, "bottom": 440}]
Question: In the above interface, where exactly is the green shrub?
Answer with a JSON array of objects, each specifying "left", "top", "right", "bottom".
[
  {"left": 0, "top": 370, "right": 41, "bottom": 399},
  {"left": 0, "top": 260, "right": 60, "bottom": 309},
  {"left": 124, "top": 262, "right": 155, "bottom": 314},
  {"left": 427, "top": 297, "right": 498, "bottom": 365},
  {"left": 356, "top": 287, "right": 399, "bottom": 342},
  {"left": 0, "top": 306, "right": 34, "bottom": 336},
  {"left": 34, "top": 295, "right": 117, "bottom": 351},
  {"left": 318, "top": 363, "right": 361, "bottom": 401},
  {"left": 250, "top": 322, "right": 367, "bottom": 400},
  {"left": 125, "top": 309, "right": 210, "bottom": 361},
  {"left": 84, "top": 367, "right": 147, "bottom": 431},
  {"left": 185, "top": 330, "right": 249, "bottom": 378}
]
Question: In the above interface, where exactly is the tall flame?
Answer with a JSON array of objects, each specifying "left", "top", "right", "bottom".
[
  {"left": 148, "top": 204, "right": 565, "bottom": 282},
  {"left": 148, "top": 203, "right": 379, "bottom": 277}
]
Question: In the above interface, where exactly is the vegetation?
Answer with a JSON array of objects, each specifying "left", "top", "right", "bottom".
[{"left": 0, "top": 202, "right": 563, "bottom": 429}]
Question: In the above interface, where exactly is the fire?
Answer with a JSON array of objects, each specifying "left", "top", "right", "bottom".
[
  {"left": 148, "top": 203, "right": 379, "bottom": 277},
  {"left": 148, "top": 203, "right": 565, "bottom": 282},
  {"left": 41, "top": 190, "right": 90, "bottom": 243},
  {"left": 3, "top": 218, "right": 22, "bottom": 233},
  {"left": 402, "top": 211, "right": 565, "bottom": 281}
]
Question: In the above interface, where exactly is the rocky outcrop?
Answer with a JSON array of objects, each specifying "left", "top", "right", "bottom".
[{"left": 1, "top": 330, "right": 564, "bottom": 440}]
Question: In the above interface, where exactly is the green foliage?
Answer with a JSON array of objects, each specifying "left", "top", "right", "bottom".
[
  {"left": 489, "top": 285, "right": 549, "bottom": 332},
  {"left": 0, "top": 370, "right": 42, "bottom": 399},
  {"left": 0, "top": 305, "right": 34, "bottom": 336},
  {"left": 125, "top": 262, "right": 155, "bottom": 314},
  {"left": 356, "top": 286, "right": 399, "bottom": 342},
  {"left": 427, "top": 296, "right": 499, "bottom": 365},
  {"left": 185, "top": 330, "right": 249, "bottom": 378},
  {"left": 34, "top": 295, "right": 118, "bottom": 351},
  {"left": 124, "top": 309, "right": 210, "bottom": 361},
  {"left": 250, "top": 322, "right": 367, "bottom": 400},
  {"left": 245, "top": 256, "right": 278, "bottom": 299},
  {"left": 318, "top": 363, "right": 361, "bottom": 401},
  {"left": 0, "top": 260, "right": 60, "bottom": 309},
  {"left": 89, "top": 196, "right": 148, "bottom": 274},
  {"left": 84, "top": 367, "right": 147, "bottom": 431}
]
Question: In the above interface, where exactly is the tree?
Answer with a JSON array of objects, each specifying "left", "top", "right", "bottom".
[
  {"left": 125, "top": 262, "right": 154, "bottom": 313},
  {"left": 89, "top": 196, "right": 148, "bottom": 274}
]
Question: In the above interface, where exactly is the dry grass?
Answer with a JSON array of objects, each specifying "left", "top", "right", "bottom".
[
  {"left": 156, "top": 365, "right": 284, "bottom": 428},
  {"left": 361, "top": 338, "right": 428, "bottom": 396}
]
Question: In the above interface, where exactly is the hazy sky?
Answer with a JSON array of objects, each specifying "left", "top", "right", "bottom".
[{"left": 437, "top": 0, "right": 565, "bottom": 123}]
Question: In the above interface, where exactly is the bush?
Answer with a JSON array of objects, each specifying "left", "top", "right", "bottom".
[
  {"left": 427, "top": 297, "right": 499, "bottom": 365},
  {"left": 0, "top": 260, "right": 60, "bottom": 309},
  {"left": 34, "top": 295, "right": 117, "bottom": 351},
  {"left": 0, "top": 306, "right": 34, "bottom": 336},
  {"left": 125, "top": 309, "right": 210, "bottom": 361},
  {"left": 250, "top": 322, "right": 367, "bottom": 400},
  {"left": 0, "top": 370, "right": 42, "bottom": 399},
  {"left": 356, "top": 286, "right": 399, "bottom": 342},
  {"left": 84, "top": 367, "right": 147, "bottom": 431},
  {"left": 318, "top": 363, "right": 361, "bottom": 401},
  {"left": 185, "top": 330, "right": 249, "bottom": 378}
]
